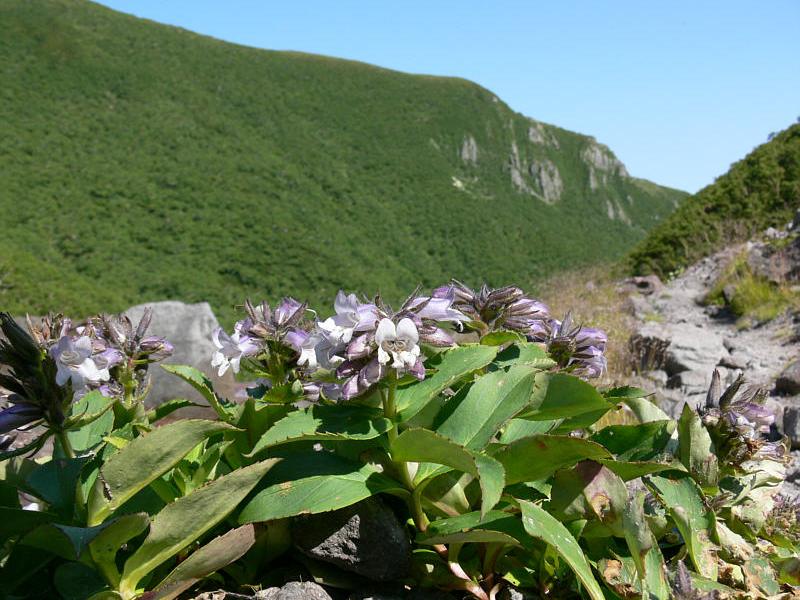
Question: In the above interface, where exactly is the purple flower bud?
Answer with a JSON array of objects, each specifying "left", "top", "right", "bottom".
[
  {"left": 94, "top": 347, "right": 125, "bottom": 369},
  {"left": 139, "top": 336, "right": 174, "bottom": 361},
  {"left": 0, "top": 403, "right": 44, "bottom": 435},
  {"left": 274, "top": 298, "right": 305, "bottom": 327},
  {"left": 336, "top": 359, "right": 361, "bottom": 379},
  {"left": 406, "top": 296, "right": 468, "bottom": 323},
  {"left": 410, "top": 358, "right": 426, "bottom": 380},
  {"left": 418, "top": 325, "right": 455, "bottom": 347},
  {"left": 358, "top": 357, "right": 386, "bottom": 389},
  {"left": 346, "top": 333, "right": 373, "bottom": 360},
  {"left": 576, "top": 327, "right": 607, "bottom": 352}
]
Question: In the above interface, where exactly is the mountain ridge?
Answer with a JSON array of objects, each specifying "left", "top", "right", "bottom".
[{"left": 0, "top": 0, "right": 686, "bottom": 323}]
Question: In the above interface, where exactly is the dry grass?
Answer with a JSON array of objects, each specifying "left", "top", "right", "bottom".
[{"left": 534, "top": 264, "right": 637, "bottom": 386}]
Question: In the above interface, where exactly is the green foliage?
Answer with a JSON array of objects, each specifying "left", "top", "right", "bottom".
[
  {"left": 704, "top": 253, "right": 800, "bottom": 327},
  {"left": 630, "top": 123, "right": 800, "bottom": 278},
  {"left": 0, "top": 0, "right": 684, "bottom": 324}
]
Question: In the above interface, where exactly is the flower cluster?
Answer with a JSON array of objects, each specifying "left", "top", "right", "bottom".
[
  {"left": 0, "top": 309, "right": 173, "bottom": 452},
  {"left": 701, "top": 370, "right": 786, "bottom": 468},
  {"left": 214, "top": 283, "right": 609, "bottom": 404}
]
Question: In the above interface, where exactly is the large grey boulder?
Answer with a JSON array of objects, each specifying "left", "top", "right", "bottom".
[
  {"left": 292, "top": 497, "right": 411, "bottom": 582},
  {"left": 259, "top": 582, "right": 332, "bottom": 600},
  {"left": 124, "top": 301, "right": 231, "bottom": 407}
]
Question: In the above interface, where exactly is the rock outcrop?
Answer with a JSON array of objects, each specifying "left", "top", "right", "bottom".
[{"left": 124, "top": 301, "right": 232, "bottom": 407}]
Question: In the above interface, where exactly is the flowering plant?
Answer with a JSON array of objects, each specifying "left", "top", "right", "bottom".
[{"left": 0, "top": 284, "right": 797, "bottom": 600}]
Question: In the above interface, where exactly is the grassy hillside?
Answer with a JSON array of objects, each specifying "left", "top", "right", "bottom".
[
  {"left": 629, "top": 123, "right": 800, "bottom": 278},
  {"left": 0, "top": 0, "right": 685, "bottom": 324}
]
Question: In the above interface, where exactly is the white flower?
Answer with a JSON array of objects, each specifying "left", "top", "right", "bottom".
[
  {"left": 375, "top": 318, "right": 420, "bottom": 373},
  {"left": 319, "top": 290, "right": 378, "bottom": 344},
  {"left": 211, "top": 328, "right": 260, "bottom": 377},
  {"left": 50, "top": 336, "right": 110, "bottom": 391}
]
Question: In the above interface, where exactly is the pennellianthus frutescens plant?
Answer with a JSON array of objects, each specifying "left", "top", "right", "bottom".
[{"left": 0, "top": 282, "right": 797, "bottom": 599}]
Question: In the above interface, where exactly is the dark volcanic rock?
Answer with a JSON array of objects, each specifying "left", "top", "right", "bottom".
[
  {"left": 292, "top": 497, "right": 411, "bottom": 582},
  {"left": 259, "top": 582, "right": 333, "bottom": 600}
]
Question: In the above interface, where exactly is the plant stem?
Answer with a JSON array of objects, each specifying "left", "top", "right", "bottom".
[{"left": 57, "top": 430, "right": 88, "bottom": 514}]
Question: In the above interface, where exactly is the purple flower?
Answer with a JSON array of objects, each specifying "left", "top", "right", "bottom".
[
  {"left": 318, "top": 291, "right": 379, "bottom": 344},
  {"left": 211, "top": 327, "right": 260, "bottom": 376},
  {"left": 529, "top": 314, "right": 607, "bottom": 379},
  {"left": 50, "top": 336, "right": 110, "bottom": 390},
  {"left": 138, "top": 336, "right": 174, "bottom": 361}
]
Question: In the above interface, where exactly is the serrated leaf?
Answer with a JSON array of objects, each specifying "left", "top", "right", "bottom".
[
  {"left": 590, "top": 420, "right": 675, "bottom": 462},
  {"left": 119, "top": 460, "right": 275, "bottom": 597},
  {"left": 644, "top": 473, "right": 718, "bottom": 580},
  {"left": 597, "top": 459, "right": 684, "bottom": 481},
  {"left": 493, "top": 434, "right": 611, "bottom": 485},
  {"left": 391, "top": 428, "right": 505, "bottom": 517},
  {"left": 523, "top": 372, "right": 614, "bottom": 420},
  {"left": 87, "top": 419, "right": 236, "bottom": 525},
  {"left": 148, "top": 525, "right": 256, "bottom": 600},
  {"left": 395, "top": 345, "right": 498, "bottom": 426},
  {"left": 519, "top": 500, "right": 605, "bottom": 600},
  {"left": 499, "top": 418, "right": 559, "bottom": 443},
  {"left": 160, "top": 364, "right": 235, "bottom": 422},
  {"left": 66, "top": 391, "right": 115, "bottom": 451},
  {"left": 248, "top": 404, "right": 392, "bottom": 456},
  {"left": 435, "top": 364, "right": 537, "bottom": 451},
  {"left": 238, "top": 452, "right": 406, "bottom": 523},
  {"left": 677, "top": 404, "right": 719, "bottom": 489}
]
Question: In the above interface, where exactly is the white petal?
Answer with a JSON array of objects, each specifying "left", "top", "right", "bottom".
[
  {"left": 377, "top": 347, "right": 391, "bottom": 365},
  {"left": 396, "top": 318, "right": 419, "bottom": 344},
  {"left": 375, "top": 318, "right": 396, "bottom": 345},
  {"left": 74, "top": 336, "right": 93, "bottom": 360}
]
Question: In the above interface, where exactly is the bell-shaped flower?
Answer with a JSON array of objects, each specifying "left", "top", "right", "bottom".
[
  {"left": 375, "top": 318, "right": 420, "bottom": 374},
  {"left": 211, "top": 327, "right": 260, "bottom": 377},
  {"left": 404, "top": 294, "right": 468, "bottom": 323},
  {"left": 319, "top": 290, "right": 379, "bottom": 344},
  {"left": 50, "top": 336, "right": 110, "bottom": 390},
  {"left": 284, "top": 329, "right": 321, "bottom": 370}
]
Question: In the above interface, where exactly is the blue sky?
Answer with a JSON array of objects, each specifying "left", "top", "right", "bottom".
[{"left": 96, "top": 1, "right": 799, "bottom": 193}]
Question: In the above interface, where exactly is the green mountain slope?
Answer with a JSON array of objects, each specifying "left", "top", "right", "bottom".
[
  {"left": 0, "top": 0, "right": 686, "bottom": 323},
  {"left": 630, "top": 123, "right": 800, "bottom": 278}
]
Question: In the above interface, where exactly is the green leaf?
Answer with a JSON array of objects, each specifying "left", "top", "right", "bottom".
[
  {"left": 391, "top": 428, "right": 505, "bottom": 517},
  {"left": 549, "top": 461, "right": 628, "bottom": 536},
  {"left": 523, "top": 372, "right": 614, "bottom": 420},
  {"left": 160, "top": 364, "right": 235, "bottom": 423},
  {"left": 622, "top": 397, "right": 672, "bottom": 423},
  {"left": 0, "top": 507, "right": 58, "bottom": 539},
  {"left": 435, "top": 364, "right": 536, "bottom": 451},
  {"left": 622, "top": 492, "right": 670, "bottom": 600},
  {"left": 494, "top": 341, "right": 556, "bottom": 369},
  {"left": 119, "top": 459, "right": 275, "bottom": 597},
  {"left": 26, "top": 456, "right": 90, "bottom": 517},
  {"left": 248, "top": 404, "right": 392, "bottom": 456},
  {"left": 89, "top": 513, "right": 150, "bottom": 588},
  {"left": 149, "top": 524, "right": 256, "bottom": 600},
  {"left": 418, "top": 510, "right": 522, "bottom": 546},
  {"left": 677, "top": 404, "right": 719, "bottom": 489},
  {"left": 743, "top": 556, "right": 782, "bottom": 596},
  {"left": 597, "top": 459, "right": 684, "bottom": 481},
  {"left": 519, "top": 500, "right": 605, "bottom": 600},
  {"left": 590, "top": 420, "right": 675, "bottom": 462},
  {"left": 145, "top": 399, "right": 204, "bottom": 423},
  {"left": 238, "top": 452, "right": 406, "bottom": 523},
  {"left": 66, "top": 391, "right": 115, "bottom": 451},
  {"left": 603, "top": 386, "right": 650, "bottom": 400},
  {"left": 87, "top": 419, "right": 237, "bottom": 525},
  {"left": 395, "top": 345, "right": 498, "bottom": 426},
  {"left": 644, "top": 473, "right": 718, "bottom": 580},
  {"left": 479, "top": 331, "right": 524, "bottom": 346},
  {"left": 54, "top": 561, "right": 108, "bottom": 600},
  {"left": 499, "top": 418, "right": 559, "bottom": 443},
  {"left": 493, "top": 434, "right": 611, "bottom": 485},
  {"left": 22, "top": 522, "right": 111, "bottom": 560}
]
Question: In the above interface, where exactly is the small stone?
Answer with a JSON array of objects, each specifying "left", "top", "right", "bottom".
[
  {"left": 292, "top": 497, "right": 411, "bottom": 582},
  {"left": 258, "top": 582, "right": 332, "bottom": 600},
  {"left": 775, "top": 360, "right": 800, "bottom": 395}
]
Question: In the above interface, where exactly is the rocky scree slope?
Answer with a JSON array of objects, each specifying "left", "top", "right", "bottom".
[
  {"left": 0, "top": 0, "right": 685, "bottom": 324},
  {"left": 623, "top": 211, "right": 800, "bottom": 495}
]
